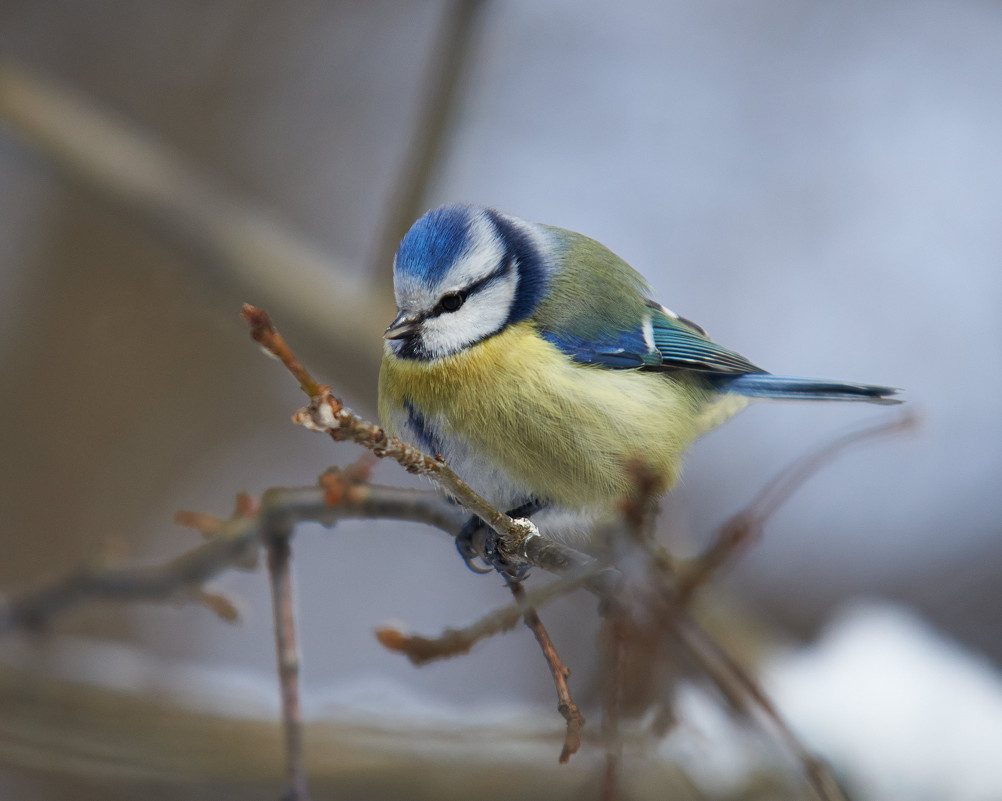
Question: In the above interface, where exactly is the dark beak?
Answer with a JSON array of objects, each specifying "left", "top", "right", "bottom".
[{"left": 383, "top": 311, "right": 418, "bottom": 340}]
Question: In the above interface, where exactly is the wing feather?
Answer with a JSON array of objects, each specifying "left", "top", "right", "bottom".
[{"left": 541, "top": 301, "right": 764, "bottom": 375}]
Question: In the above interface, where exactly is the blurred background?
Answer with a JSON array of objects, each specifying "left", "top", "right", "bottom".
[{"left": 1, "top": 1, "right": 1001, "bottom": 799}]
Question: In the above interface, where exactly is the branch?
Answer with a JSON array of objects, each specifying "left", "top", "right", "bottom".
[
  {"left": 0, "top": 512, "right": 258, "bottom": 635},
  {"left": 374, "top": 560, "right": 606, "bottom": 665},
  {"left": 677, "top": 411, "right": 916, "bottom": 602},
  {"left": 0, "top": 481, "right": 465, "bottom": 636},
  {"left": 244, "top": 304, "right": 592, "bottom": 577},
  {"left": 672, "top": 613, "right": 849, "bottom": 801},
  {"left": 601, "top": 615, "right": 626, "bottom": 801},
  {"left": 266, "top": 523, "right": 309, "bottom": 801},
  {"left": 509, "top": 581, "right": 586, "bottom": 765}
]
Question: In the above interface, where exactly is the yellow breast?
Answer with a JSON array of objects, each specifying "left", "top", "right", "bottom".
[{"left": 378, "top": 322, "right": 745, "bottom": 510}]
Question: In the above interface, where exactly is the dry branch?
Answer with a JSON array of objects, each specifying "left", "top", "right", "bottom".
[
  {"left": 0, "top": 482, "right": 465, "bottom": 636},
  {"left": 244, "top": 303, "right": 593, "bottom": 578},
  {"left": 266, "top": 525, "right": 309, "bottom": 801},
  {"left": 677, "top": 412, "right": 917, "bottom": 602},
  {"left": 672, "top": 614, "right": 849, "bottom": 801},
  {"left": 509, "top": 581, "right": 586, "bottom": 764},
  {"left": 375, "top": 560, "right": 605, "bottom": 665}
]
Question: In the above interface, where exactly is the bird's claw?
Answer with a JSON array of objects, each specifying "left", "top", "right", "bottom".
[{"left": 455, "top": 512, "right": 533, "bottom": 581}]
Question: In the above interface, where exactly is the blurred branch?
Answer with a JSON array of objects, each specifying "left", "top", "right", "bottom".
[
  {"left": 673, "top": 614, "right": 849, "bottom": 801},
  {"left": 266, "top": 523, "right": 309, "bottom": 801},
  {"left": 0, "top": 61, "right": 385, "bottom": 398},
  {"left": 371, "top": 0, "right": 488, "bottom": 304},
  {"left": 678, "top": 411, "right": 917, "bottom": 602},
  {"left": 601, "top": 615, "right": 626, "bottom": 801},
  {"left": 0, "top": 481, "right": 466, "bottom": 636},
  {"left": 0, "top": 508, "right": 258, "bottom": 635},
  {"left": 0, "top": 661, "right": 710, "bottom": 797}
]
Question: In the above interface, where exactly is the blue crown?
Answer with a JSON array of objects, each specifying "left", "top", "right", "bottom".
[{"left": 394, "top": 204, "right": 475, "bottom": 285}]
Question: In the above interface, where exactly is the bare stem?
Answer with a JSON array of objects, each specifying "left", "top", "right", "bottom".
[
  {"left": 375, "top": 560, "right": 605, "bottom": 665},
  {"left": 0, "top": 516, "right": 259, "bottom": 634},
  {"left": 243, "top": 304, "right": 585, "bottom": 576},
  {"left": 266, "top": 525, "right": 309, "bottom": 801},
  {"left": 508, "top": 581, "right": 586, "bottom": 763},
  {"left": 673, "top": 613, "right": 849, "bottom": 801},
  {"left": 678, "top": 411, "right": 915, "bottom": 602},
  {"left": 0, "top": 483, "right": 463, "bottom": 636}
]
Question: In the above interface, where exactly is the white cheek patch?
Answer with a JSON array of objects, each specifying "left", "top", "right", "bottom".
[{"left": 420, "top": 269, "right": 518, "bottom": 358}]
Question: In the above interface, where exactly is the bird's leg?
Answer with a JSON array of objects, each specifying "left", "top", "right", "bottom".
[
  {"left": 455, "top": 515, "right": 495, "bottom": 574},
  {"left": 455, "top": 499, "right": 546, "bottom": 581}
]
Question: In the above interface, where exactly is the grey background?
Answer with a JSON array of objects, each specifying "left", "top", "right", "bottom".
[{"left": 0, "top": 0, "right": 999, "bottom": 793}]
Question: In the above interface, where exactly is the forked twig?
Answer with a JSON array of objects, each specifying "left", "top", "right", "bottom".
[
  {"left": 0, "top": 483, "right": 468, "bottom": 636},
  {"left": 375, "top": 560, "right": 605, "bottom": 665}
]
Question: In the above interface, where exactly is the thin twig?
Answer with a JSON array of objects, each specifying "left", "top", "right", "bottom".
[
  {"left": 508, "top": 581, "right": 586, "bottom": 764},
  {"left": 0, "top": 483, "right": 461, "bottom": 636},
  {"left": 678, "top": 411, "right": 916, "bottom": 602},
  {"left": 244, "top": 304, "right": 586, "bottom": 576},
  {"left": 375, "top": 560, "right": 607, "bottom": 665},
  {"left": 672, "top": 613, "right": 849, "bottom": 801},
  {"left": 0, "top": 459, "right": 598, "bottom": 639},
  {"left": 266, "top": 525, "right": 310, "bottom": 801},
  {"left": 0, "top": 516, "right": 259, "bottom": 635}
]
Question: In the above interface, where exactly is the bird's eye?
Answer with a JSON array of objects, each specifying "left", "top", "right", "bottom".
[{"left": 440, "top": 292, "right": 464, "bottom": 312}]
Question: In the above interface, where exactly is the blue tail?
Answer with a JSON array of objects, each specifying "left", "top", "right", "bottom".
[{"left": 720, "top": 374, "right": 902, "bottom": 404}]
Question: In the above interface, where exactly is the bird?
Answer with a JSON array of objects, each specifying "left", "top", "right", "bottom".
[{"left": 377, "top": 204, "right": 899, "bottom": 576}]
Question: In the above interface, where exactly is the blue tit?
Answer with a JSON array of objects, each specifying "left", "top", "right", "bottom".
[{"left": 378, "top": 204, "right": 899, "bottom": 574}]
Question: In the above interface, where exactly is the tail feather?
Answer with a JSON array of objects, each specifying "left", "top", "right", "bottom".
[{"left": 721, "top": 374, "right": 902, "bottom": 404}]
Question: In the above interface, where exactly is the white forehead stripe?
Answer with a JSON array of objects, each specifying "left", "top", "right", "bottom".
[{"left": 441, "top": 212, "right": 506, "bottom": 291}]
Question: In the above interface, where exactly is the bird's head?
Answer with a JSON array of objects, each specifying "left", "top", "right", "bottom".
[{"left": 384, "top": 205, "right": 551, "bottom": 360}]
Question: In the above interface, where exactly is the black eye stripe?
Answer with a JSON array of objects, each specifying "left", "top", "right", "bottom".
[{"left": 428, "top": 260, "right": 513, "bottom": 318}]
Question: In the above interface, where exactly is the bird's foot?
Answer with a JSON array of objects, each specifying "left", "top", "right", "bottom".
[
  {"left": 455, "top": 500, "right": 545, "bottom": 581},
  {"left": 455, "top": 515, "right": 494, "bottom": 575},
  {"left": 483, "top": 521, "right": 534, "bottom": 583}
]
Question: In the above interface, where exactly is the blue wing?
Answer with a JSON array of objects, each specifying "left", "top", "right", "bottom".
[
  {"left": 541, "top": 300, "right": 764, "bottom": 375},
  {"left": 539, "top": 301, "right": 901, "bottom": 404}
]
